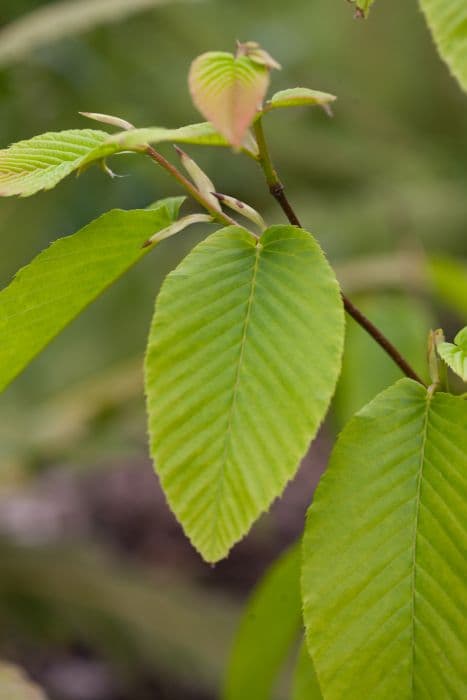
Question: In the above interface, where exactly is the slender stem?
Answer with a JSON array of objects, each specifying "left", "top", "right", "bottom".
[
  {"left": 145, "top": 145, "right": 238, "bottom": 228},
  {"left": 253, "top": 118, "right": 426, "bottom": 386}
]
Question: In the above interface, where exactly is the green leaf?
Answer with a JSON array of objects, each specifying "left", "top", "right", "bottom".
[
  {"left": 264, "top": 88, "right": 336, "bottom": 114},
  {"left": 0, "top": 661, "right": 48, "bottom": 699},
  {"left": 145, "top": 225, "right": 344, "bottom": 562},
  {"left": 106, "top": 122, "right": 235, "bottom": 151},
  {"left": 438, "top": 326, "right": 467, "bottom": 381},
  {"left": 189, "top": 51, "right": 270, "bottom": 148},
  {"left": 334, "top": 294, "right": 432, "bottom": 425},
  {"left": 292, "top": 644, "right": 322, "bottom": 700},
  {"left": 302, "top": 379, "right": 467, "bottom": 698},
  {"left": 0, "top": 129, "right": 109, "bottom": 197},
  {"left": 80, "top": 122, "right": 259, "bottom": 166},
  {"left": 419, "top": 0, "right": 467, "bottom": 92},
  {"left": 223, "top": 545, "right": 302, "bottom": 700},
  {"left": 0, "top": 199, "right": 184, "bottom": 394}
]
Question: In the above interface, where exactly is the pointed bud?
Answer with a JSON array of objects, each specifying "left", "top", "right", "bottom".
[
  {"left": 79, "top": 112, "right": 134, "bottom": 131},
  {"left": 142, "top": 214, "right": 213, "bottom": 248},
  {"left": 236, "top": 41, "right": 282, "bottom": 70},
  {"left": 212, "top": 192, "right": 266, "bottom": 231},
  {"left": 174, "top": 146, "right": 222, "bottom": 213}
]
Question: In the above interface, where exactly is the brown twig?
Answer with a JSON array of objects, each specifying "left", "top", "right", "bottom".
[{"left": 145, "top": 145, "right": 238, "bottom": 228}]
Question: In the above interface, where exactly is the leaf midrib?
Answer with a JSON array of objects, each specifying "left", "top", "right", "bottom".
[
  {"left": 410, "top": 389, "right": 433, "bottom": 696},
  {"left": 208, "top": 238, "right": 262, "bottom": 555}
]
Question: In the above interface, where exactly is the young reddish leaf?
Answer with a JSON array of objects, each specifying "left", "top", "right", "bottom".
[{"left": 189, "top": 50, "right": 272, "bottom": 148}]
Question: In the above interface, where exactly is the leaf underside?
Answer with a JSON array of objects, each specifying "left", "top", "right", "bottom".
[
  {"left": 189, "top": 52, "right": 270, "bottom": 147},
  {"left": 145, "top": 224, "right": 344, "bottom": 562},
  {"left": 0, "top": 129, "right": 108, "bottom": 197},
  {"left": 419, "top": 0, "right": 467, "bottom": 92},
  {"left": 223, "top": 545, "right": 303, "bottom": 700},
  {"left": 302, "top": 379, "right": 467, "bottom": 698},
  {"left": 0, "top": 200, "right": 183, "bottom": 394}
]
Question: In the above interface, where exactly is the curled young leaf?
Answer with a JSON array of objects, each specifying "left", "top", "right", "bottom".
[
  {"left": 189, "top": 50, "right": 271, "bottom": 148},
  {"left": 174, "top": 145, "right": 221, "bottom": 213},
  {"left": 264, "top": 88, "right": 337, "bottom": 116},
  {"left": 79, "top": 111, "right": 134, "bottom": 131},
  {"left": 212, "top": 192, "right": 266, "bottom": 231},
  {"left": 142, "top": 213, "right": 214, "bottom": 247},
  {"left": 236, "top": 41, "right": 282, "bottom": 71},
  {"left": 437, "top": 326, "right": 467, "bottom": 382}
]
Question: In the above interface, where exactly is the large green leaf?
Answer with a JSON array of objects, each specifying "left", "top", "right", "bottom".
[
  {"left": 145, "top": 225, "right": 344, "bottom": 562},
  {"left": 292, "top": 644, "right": 322, "bottom": 700},
  {"left": 302, "top": 379, "right": 467, "bottom": 698},
  {"left": 0, "top": 199, "right": 184, "bottom": 394},
  {"left": 438, "top": 326, "right": 467, "bottom": 382},
  {"left": 223, "top": 545, "right": 302, "bottom": 700},
  {"left": 419, "top": 0, "right": 467, "bottom": 92},
  {"left": 0, "top": 662, "right": 47, "bottom": 699},
  {"left": 189, "top": 51, "right": 270, "bottom": 148},
  {"left": 0, "top": 129, "right": 108, "bottom": 197},
  {"left": 334, "top": 294, "right": 432, "bottom": 426}
]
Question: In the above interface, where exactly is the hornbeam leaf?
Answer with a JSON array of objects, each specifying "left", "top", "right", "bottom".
[
  {"left": 145, "top": 225, "right": 344, "bottom": 562},
  {"left": 0, "top": 661, "right": 48, "bottom": 699},
  {"left": 264, "top": 88, "right": 337, "bottom": 115},
  {"left": 419, "top": 0, "right": 467, "bottom": 92},
  {"left": 0, "top": 122, "right": 257, "bottom": 200},
  {"left": 0, "top": 129, "right": 108, "bottom": 197},
  {"left": 0, "top": 199, "right": 184, "bottom": 393},
  {"left": 223, "top": 545, "right": 303, "bottom": 700},
  {"left": 438, "top": 326, "right": 467, "bottom": 381},
  {"left": 189, "top": 52, "right": 270, "bottom": 148},
  {"left": 292, "top": 643, "right": 322, "bottom": 700},
  {"left": 302, "top": 379, "right": 467, "bottom": 698}
]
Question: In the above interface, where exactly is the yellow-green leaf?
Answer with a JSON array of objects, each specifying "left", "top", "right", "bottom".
[
  {"left": 438, "top": 326, "right": 467, "bottom": 381},
  {"left": 145, "top": 225, "right": 344, "bottom": 562},
  {"left": 303, "top": 379, "right": 467, "bottom": 698},
  {"left": 224, "top": 545, "right": 303, "bottom": 700},
  {"left": 0, "top": 199, "right": 184, "bottom": 393},
  {"left": 0, "top": 129, "right": 108, "bottom": 197},
  {"left": 419, "top": 0, "right": 467, "bottom": 92},
  {"left": 264, "top": 88, "right": 336, "bottom": 114}
]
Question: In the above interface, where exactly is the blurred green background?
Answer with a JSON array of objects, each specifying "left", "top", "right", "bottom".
[{"left": 0, "top": 0, "right": 465, "bottom": 698}]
